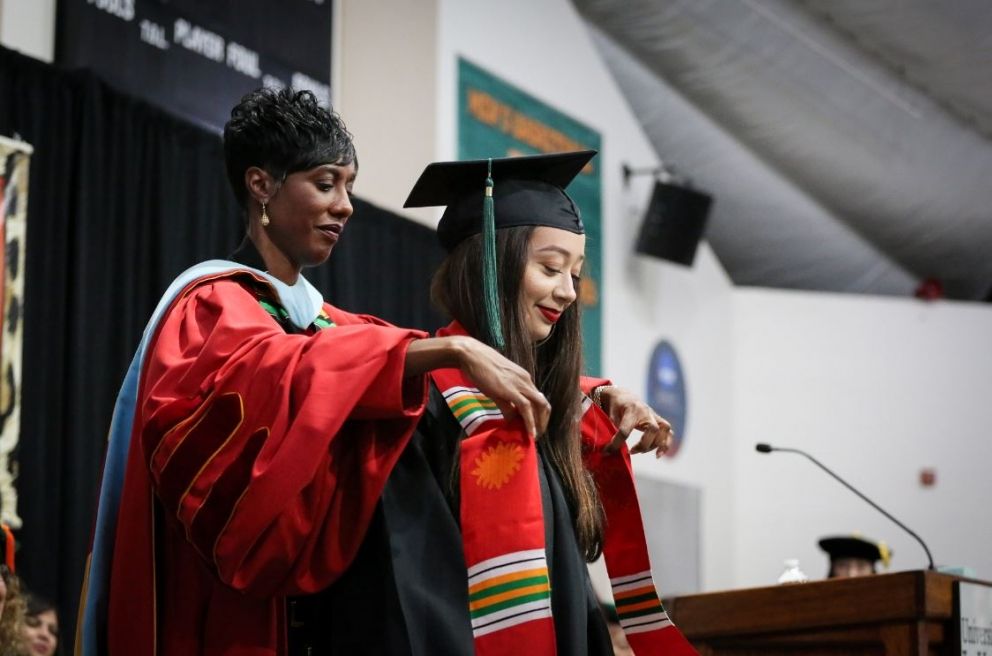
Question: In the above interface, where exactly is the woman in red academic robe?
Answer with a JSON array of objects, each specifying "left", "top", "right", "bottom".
[{"left": 77, "top": 88, "right": 551, "bottom": 656}]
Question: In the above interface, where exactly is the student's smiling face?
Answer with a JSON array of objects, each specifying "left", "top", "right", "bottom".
[{"left": 519, "top": 227, "right": 585, "bottom": 342}]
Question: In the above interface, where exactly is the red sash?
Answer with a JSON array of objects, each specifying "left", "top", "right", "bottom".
[
  {"left": 581, "top": 397, "right": 698, "bottom": 654},
  {"left": 432, "top": 322, "right": 696, "bottom": 655},
  {"left": 431, "top": 375, "right": 556, "bottom": 653}
]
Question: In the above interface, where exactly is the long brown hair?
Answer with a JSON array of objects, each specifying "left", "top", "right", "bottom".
[{"left": 432, "top": 226, "right": 604, "bottom": 561}]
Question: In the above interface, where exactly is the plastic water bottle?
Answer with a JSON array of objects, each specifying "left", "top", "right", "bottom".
[{"left": 777, "top": 558, "right": 808, "bottom": 584}]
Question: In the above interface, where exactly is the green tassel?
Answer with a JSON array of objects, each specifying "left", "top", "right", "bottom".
[{"left": 482, "top": 159, "right": 505, "bottom": 350}]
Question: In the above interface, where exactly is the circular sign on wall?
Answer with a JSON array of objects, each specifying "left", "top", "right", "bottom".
[{"left": 646, "top": 340, "right": 687, "bottom": 457}]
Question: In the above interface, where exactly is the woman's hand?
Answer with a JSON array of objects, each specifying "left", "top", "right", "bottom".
[
  {"left": 598, "top": 386, "right": 673, "bottom": 458},
  {"left": 452, "top": 337, "right": 550, "bottom": 438},
  {"left": 405, "top": 336, "right": 550, "bottom": 438}
]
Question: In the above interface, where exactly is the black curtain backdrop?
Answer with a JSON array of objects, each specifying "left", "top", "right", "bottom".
[{"left": 0, "top": 45, "right": 445, "bottom": 644}]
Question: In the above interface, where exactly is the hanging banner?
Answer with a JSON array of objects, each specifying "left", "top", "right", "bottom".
[
  {"left": 0, "top": 136, "right": 32, "bottom": 529},
  {"left": 458, "top": 58, "right": 603, "bottom": 374},
  {"left": 56, "top": 0, "right": 333, "bottom": 132}
]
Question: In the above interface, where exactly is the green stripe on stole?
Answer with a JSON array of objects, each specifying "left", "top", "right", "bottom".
[
  {"left": 468, "top": 574, "right": 550, "bottom": 602},
  {"left": 470, "top": 590, "right": 552, "bottom": 619}
]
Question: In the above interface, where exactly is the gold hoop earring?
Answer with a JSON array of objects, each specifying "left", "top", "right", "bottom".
[{"left": 260, "top": 201, "right": 270, "bottom": 227}]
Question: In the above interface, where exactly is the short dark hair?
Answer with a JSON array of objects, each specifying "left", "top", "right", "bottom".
[{"left": 223, "top": 88, "right": 357, "bottom": 208}]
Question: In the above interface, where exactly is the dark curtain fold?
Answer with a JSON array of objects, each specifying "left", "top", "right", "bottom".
[{"left": 0, "top": 45, "right": 445, "bottom": 644}]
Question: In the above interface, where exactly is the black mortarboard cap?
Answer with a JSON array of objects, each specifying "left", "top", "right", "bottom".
[
  {"left": 404, "top": 150, "right": 596, "bottom": 350},
  {"left": 404, "top": 150, "right": 596, "bottom": 251},
  {"left": 818, "top": 535, "right": 890, "bottom": 566}
]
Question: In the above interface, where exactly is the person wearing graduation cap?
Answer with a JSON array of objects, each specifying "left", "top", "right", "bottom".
[
  {"left": 76, "top": 88, "right": 554, "bottom": 656},
  {"left": 819, "top": 534, "right": 892, "bottom": 578},
  {"left": 297, "top": 151, "right": 696, "bottom": 655}
]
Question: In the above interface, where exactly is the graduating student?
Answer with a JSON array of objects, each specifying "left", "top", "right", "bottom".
[
  {"left": 293, "top": 151, "right": 696, "bottom": 655},
  {"left": 76, "top": 88, "right": 550, "bottom": 656}
]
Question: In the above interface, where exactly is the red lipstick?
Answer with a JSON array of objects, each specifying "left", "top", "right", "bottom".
[{"left": 538, "top": 307, "right": 562, "bottom": 323}]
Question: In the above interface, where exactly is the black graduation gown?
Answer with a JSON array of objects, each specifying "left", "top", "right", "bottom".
[{"left": 288, "top": 384, "right": 613, "bottom": 655}]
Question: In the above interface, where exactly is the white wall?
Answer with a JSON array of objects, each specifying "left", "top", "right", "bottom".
[
  {"left": 437, "top": 0, "right": 738, "bottom": 593},
  {"left": 0, "top": 0, "right": 56, "bottom": 62},
  {"left": 733, "top": 288, "right": 992, "bottom": 587},
  {"left": 336, "top": 0, "right": 439, "bottom": 226},
  {"left": 342, "top": 0, "right": 992, "bottom": 596}
]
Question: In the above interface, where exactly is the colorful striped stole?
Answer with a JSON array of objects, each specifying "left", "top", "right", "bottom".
[
  {"left": 580, "top": 397, "right": 698, "bottom": 655},
  {"left": 431, "top": 352, "right": 557, "bottom": 655},
  {"left": 442, "top": 385, "right": 503, "bottom": 435},
  {"left": 467, "top": 549, "right": 552, "bottom": 638}
]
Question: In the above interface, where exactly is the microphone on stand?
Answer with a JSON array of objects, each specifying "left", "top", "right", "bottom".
[{"left": 755, "top": 442, "right": 935, "bottom": 571}]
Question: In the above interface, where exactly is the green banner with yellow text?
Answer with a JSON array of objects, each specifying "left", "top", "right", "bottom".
[{"left": 458, "top": 58, "right": 602, "bottom": 374}]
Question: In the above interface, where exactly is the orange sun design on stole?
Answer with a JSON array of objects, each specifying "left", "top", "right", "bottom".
[{"left": 472, "top": 443, "right": 525, "bottom": 490}]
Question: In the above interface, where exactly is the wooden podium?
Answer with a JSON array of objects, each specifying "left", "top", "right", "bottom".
[{"left": 666, "top": 570, "right": 990, "bottom": 655}]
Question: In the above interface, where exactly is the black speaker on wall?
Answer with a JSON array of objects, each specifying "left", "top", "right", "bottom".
[{"left": 635, "top": 180, "right": 713, "bottom": 266}]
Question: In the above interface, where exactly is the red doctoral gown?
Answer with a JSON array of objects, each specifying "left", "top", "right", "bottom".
[{"left": 106, "top": 271, "right": 427, "bottom": 655}]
